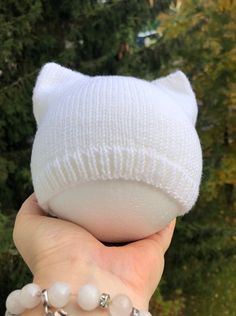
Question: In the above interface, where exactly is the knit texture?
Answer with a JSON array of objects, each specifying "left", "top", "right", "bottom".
[{"left": 31, "top": 62, "right": 203, "bottom": 215}]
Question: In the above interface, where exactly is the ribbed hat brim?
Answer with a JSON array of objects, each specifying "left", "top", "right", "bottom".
[{"left": 32, "top": 145, "right": 200, "bottom": 215}]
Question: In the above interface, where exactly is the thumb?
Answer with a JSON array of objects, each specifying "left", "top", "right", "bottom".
[
  {"left": 146, "top": 218, "right": 176, "bottom": 254},
  {"left": 129, "top": 218, "right": 176, "bottom": 256}
]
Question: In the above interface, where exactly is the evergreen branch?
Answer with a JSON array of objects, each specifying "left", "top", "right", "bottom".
[{"left": 0, "top": 70, "right": 38, "bottom": 94}]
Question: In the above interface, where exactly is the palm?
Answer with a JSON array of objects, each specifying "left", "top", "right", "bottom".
[{"left": 14, "top": 193, "right": 175, "bottom": 304}]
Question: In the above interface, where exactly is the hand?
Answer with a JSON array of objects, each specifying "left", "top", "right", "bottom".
[{"left": 13, "top": 192, "right": 176, "bottom": 315}]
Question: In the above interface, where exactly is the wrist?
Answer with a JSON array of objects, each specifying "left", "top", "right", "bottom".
[{"left": 21, "top": 261, "right": 149, "bottom": 315}]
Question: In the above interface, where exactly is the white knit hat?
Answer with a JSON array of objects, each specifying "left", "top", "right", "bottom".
[{"left": 31, "top": 62, "right": 202, "bottom": 216}]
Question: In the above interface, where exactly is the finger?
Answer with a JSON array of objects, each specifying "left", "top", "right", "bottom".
[
  {"left": 13, "top": 192, "right": 45, "bottom": 247},
  {"left": 147, "top": 218, "right": 176, "bottom": 253},
  {"left": 13, "top": 193, "right": 46, "bottom": 261},
  {"left": 17, "top": 192, "right": 45, "bottom": 218}
]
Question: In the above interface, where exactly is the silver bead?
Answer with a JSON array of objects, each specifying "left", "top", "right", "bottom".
[
  {"left": 99, "top": 293, "right": 111, "bottom": 308},
  {"left": 132, "top": 307, "right": 140, "bottom": 315},
  {"left": 54, "top": 310, "right": 68, "bottom": 316},
  {"left": 42, "top": 289, "right": 50, "bottom": 307}
]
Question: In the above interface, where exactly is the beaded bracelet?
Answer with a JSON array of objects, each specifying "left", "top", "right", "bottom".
[{"left": 5, "top": 282, "right": 152, "bottom": 316}]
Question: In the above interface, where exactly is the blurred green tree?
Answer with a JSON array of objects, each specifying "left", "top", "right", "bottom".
[
  {"left": 154, "top": 1, "right": 236, "bottom": 314},
  {"left": 157, "top": 0, "right": 236, "bottom": 213}
]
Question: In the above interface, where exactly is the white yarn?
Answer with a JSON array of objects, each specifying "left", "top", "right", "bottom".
[{"left": 31, "top": 62, "right": 202, "bottom": 216}]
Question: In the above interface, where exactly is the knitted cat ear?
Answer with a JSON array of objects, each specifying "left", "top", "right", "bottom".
[
  {"left": 32, "top": 62, "right": 88, "bottom": 126},
  {"left": 152, "top": 70, "right": 198, "bottom": 126}
]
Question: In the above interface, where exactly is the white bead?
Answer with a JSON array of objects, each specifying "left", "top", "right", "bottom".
[
  {"left": 139, "top": 311, "right": 152, "bottom": 316},
  {"left": 77, "top": 284, "right": 101, "bottom": 311},
  {"left": 19, "top": 283, "right": 42, "bottom": 309},
  {"left": 109, "top": 294, "right": 133, "bottom": 316},
  {"left": 47, "top": 282, "right": 71, "bottom": 308},
  {"left": 6, "top": 290, "right": 26, "bottom": 315}
]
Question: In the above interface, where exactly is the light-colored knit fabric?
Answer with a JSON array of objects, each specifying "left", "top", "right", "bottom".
[{"left": 31, "top": 62, "right": 203, "bottom": 215}]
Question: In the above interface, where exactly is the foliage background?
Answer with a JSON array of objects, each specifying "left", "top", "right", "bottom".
[{"left": 0, "top": 0, "right": 236, "bottom": 315}]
